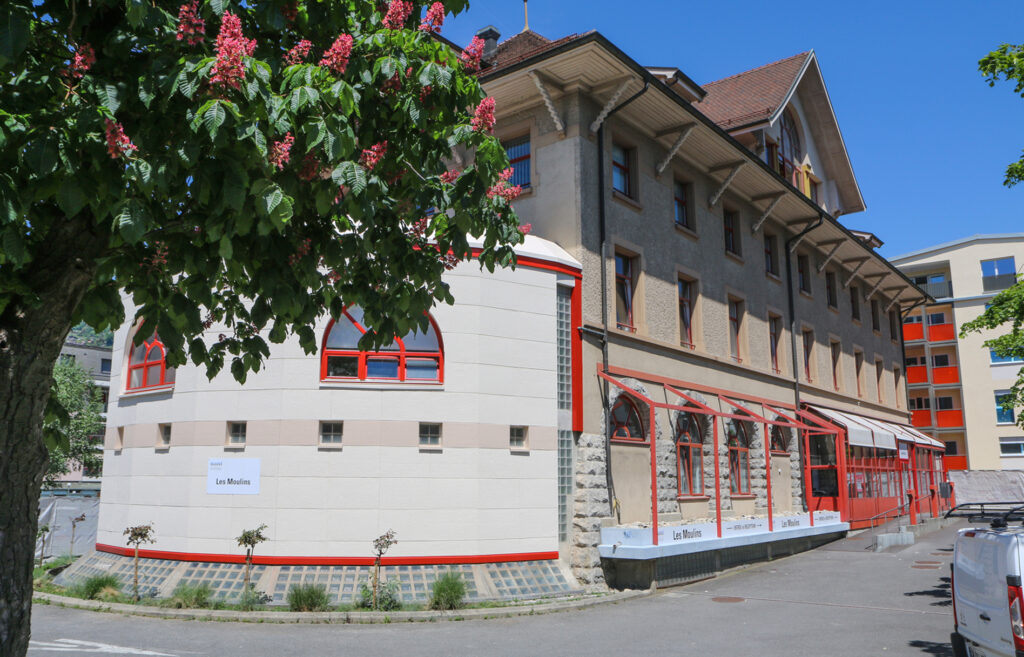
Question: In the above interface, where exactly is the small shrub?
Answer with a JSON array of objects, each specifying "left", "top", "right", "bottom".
[
  {"left": 95, "top": 586, "right": 124, "bottom": 603},
  {"left": 237, "top": 586, "right": 272, "bottom": 611},
  {"left": 429, "top": 571, "right": 466, "bottom": 610},
  {"left": 356, "top": 579, "right": 401, "bottom": 611},
  {"left": 168, "top": 583, "right": 213, "bottom": 609},
  {"left": 73, "top": 574, "right": 121, "bottom": 600},
  {"left": 286, "top": 583, "right": 330, "bottom": 612}
]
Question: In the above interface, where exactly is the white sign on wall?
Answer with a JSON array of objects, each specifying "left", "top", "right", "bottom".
[
  {"left": 899, "top": 444, "right": 910, "bottom": 461},
  {"left": 207, "top": 458, "right": 260, "bottom": 495}
]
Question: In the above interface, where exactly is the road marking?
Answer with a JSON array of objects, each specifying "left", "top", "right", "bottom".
[{"left": 28, "top": 639, "right": 177, "bottom": 655}]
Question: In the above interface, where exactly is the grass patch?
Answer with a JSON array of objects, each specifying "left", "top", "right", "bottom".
[
  {"left": 429, "top": 571, "right": 466, "bottom": 610},
  {"left": 160, "top": 583, "right": 214, "bottom": 609},
  {"left": 70, "top": 574, "right": 122, "bottom": 601},
  {"left": 286, "top": 584, "right": 330, "bottom": 612}
]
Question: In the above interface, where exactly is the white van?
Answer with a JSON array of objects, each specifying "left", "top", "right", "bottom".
[{"left": 949, "top": 504, "right": 1024, "bottom": 657}]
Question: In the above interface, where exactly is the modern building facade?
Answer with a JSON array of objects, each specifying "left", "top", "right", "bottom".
[
  {"left": 61, "top": 27, "right": 952, "bottom": 600},
  {"left": 52, "top": 341, "right": 112, "bottom": 493},
  {"left": 892, "top": 234, "right": 1024, "bottom": 471}
]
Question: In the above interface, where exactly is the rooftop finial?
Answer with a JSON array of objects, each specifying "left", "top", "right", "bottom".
[{"left": 523, "top": 0, "right": 529, "bottom": 32}]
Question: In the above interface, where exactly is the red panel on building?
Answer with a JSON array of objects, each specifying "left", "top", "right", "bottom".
[
  {"left": 911, "top": 409, "right": 932, "bottom": 427},
  {"left": 931, "top": 366, "right": 960, "bottom": 385},
  {"left": 936, "top": 409, "right": 964, "bottom": 428},
  {"left": 928, "top": 323, "right": 956, "bottom": 342},
  {"left": 945, "top": 455, "right": 968, "bottom": 471},
  {"left": 903, "top": 323, "right": 924, "bottom": 342},
  {"left": 907, "top": 365, "right": 928, "bottom": 384}
]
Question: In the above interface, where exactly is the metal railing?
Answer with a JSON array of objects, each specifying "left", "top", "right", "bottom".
[{"left": 920, "top": 280, "right": 953, "bottom": 299}]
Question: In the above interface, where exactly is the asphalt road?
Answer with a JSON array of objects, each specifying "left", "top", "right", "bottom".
[{"left": 29, "top": 523, "right": 961, "bottom": 657}]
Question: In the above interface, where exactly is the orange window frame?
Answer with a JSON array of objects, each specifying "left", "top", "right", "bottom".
[
  {"left": 320, "top": 309, "right": 444, "bottom": 384},
  {"left": 126, "top": 331, "right": 174, "bottom": 391}
]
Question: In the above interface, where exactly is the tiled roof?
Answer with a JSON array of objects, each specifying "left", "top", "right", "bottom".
[
  {"left": 696, "top": 52, "right": 811, "bottom": 129},
  {"left": 483, "top": 30, "right": 587, "bottom": 76}
]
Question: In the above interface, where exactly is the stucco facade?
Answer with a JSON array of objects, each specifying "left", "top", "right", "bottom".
[{"left": 892, "top": 234, "right": 1024, "bottom": 471}]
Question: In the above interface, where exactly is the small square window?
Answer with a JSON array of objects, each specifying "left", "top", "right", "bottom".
[
  {"left": 159, "top": 424, "right": 171, "bottom": 447},
  {"left": 101, "top": 358, "right": 112, "bottom": 374},
  {"left": 320, "top": 421, "right": 343, "bottom": 445},
  {"left": 228, "top": 422, "right": 247, "bottom": 445},
  {"left": 510, "top": 426, "right": 528, "bottom": 450},
  {"left": 419, "top": 422, "right": 441, "bottom": 447}
]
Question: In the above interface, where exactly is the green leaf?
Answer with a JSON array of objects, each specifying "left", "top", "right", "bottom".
[
  {"left": 24, "top": 135, "right": 59, "bottom": 176},
  {"left": 126, "top": 0, "right": 148, "bottom": 27},
  {"left": 57, "top": 181, "right": 88, "bottom": 217},
  {"left": 218, "top": 235, "right": 233, "bottom": 260},
  {"left": 252, "top": 179, "right": 283, "bottom": 217},
  {"left": 331, "top": 161, "right": 367, "bottom": 196},
  {"left": 2, "top": 227, "right": 27, "bottom": 264},
  {"left": 175, "top": 69, "right": 197, "bottom": 99},
  {"left": 97, "top": 83, "right": 122, "bottom": 113},
  {"left": 210, "top": 0, "right": 228, "bottom": 15},
  {"left": 203, "top": 101, "right": 226, "bottom": 140},
  {"left": 115, "top": 199, "right": 150, "bottom": 244},
  {"left": 0, "top": 5, "right": 30, "bottom": 66},
  {"left": 127, "top": 159, "right": 153, "bottom": 195}
]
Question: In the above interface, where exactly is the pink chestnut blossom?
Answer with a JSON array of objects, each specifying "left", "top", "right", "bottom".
[
  {"left": 470, "top": 96, "right": 496, "bottom": 133},
  {"left": 360, "top": 141, "right": 388, "bottom": 170},
  {"left": 104, "top": 119, "right": 137, "bottom": 159},
  {"left": 320, "top": 34, "right": 353, "bottom": 75},
  {"left": 382, "top": 0, "right": 413, "bottom": 29},
  {"left": 210, "top": 12, "right": 256, "bottom": 91},
  {"left": 176, "top": 1, "right": 205, "bottom": 46},
  {"left": 283, "top": 39, "right": 313, "bottom": 66},
  {"left": 269, "top": 133, "right": 294, "bottom": 170},
  {"left": 460, "top": 36, "right": 484, "bottom": 71},
  {"left": 419, "top": 3, "right": 445, "bottom": 33},
  {"left": 65, "top": 43, "right": 96, "bottom": 79}
]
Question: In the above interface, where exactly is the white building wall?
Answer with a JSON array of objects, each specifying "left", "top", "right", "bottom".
[{"left": 98, "top": 241, "right": 577, "bottom": 559}]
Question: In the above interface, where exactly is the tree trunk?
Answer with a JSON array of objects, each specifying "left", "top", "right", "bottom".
[
  {"left": 133, "top": 547, "right": 140, "bottom": 602},
  {"left": 0, "top": 214, "right": 108, "bottom": 657}
]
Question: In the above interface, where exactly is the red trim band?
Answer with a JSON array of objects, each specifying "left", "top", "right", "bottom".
[{"left": 95, "top": 544, "right": 558, "bottom": 566}]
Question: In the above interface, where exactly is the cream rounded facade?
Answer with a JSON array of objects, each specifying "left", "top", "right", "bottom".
[{"left": 96, "top": 237, "right": 581, "bottom": 563}]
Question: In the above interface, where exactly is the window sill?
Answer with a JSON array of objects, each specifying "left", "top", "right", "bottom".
[
  {"left": 224, "top": 445, "right": 246, "bottom": 451},
  {"left": 510, "top": 448, "right": 531, "bottom": 455},
  {"left": 725, "top": 251, "right": 744, "bottom": 265},
  {"left": 155, "top": 446, "right": 170, "bottom": 453},
  {"left": 997, "top": 422, "right": 1017, "bottom": 427},
  {"left": 611, "top": 190, "right": 643, "bottom": 212},
  {"left": 730, "top": 493, "right": 757, "bottom": 499},
  {"left": 765, "top": 272, "right": 782, "bottom": 284},
  {"left": 318, "top": 444, "right": 344, "bottom": 451},
  {"left": 611, "top": 438, "right": 650, "bottom": 446},
  {"left": 827, "top": 304, "right": 839, "bottom": 314},
  {"left": 120, "top": 385, "right": 175, "bottom": 399},
  {"left": 852, "top": 318, "right": 862, "bottom": 326},
  {"left": 320, "top": 380, "right": 443, "bottom": 391},
  {"left": 873, "top": 330, "right": 882, "bottom": 337},
  {"left": 770, "top": 450, "right": 789, "bottom": 457},
  {"left": 677, "top": 495, "right": 710, "bottom": 502},
  {"left": 680, "top": 341, "right": 696, "bottom": 350},
  {"left": 419, "top": 446, "right": 443, "bottom": 453},
  {"left": 799, "top": 290, "right": 813, "bottom": 300},
  {"left": 675, "top": 224, "right": 698, "bottom": 240}
]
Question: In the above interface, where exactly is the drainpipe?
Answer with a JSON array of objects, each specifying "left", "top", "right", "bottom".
[
  {"left": 784, "top": 214, "right": 823, "bottom": 512},
  {"left": 596, "top": 80, "right": 649, "bottom": 521}
]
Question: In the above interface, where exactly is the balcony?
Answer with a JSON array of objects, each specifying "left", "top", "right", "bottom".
[
  {"left": 911, "top": 409, "right": 932, "bottom": 428},
  {"left": 928, "top": 323, "right": 956, "bottom": 342},
  {"left": 944, "top": 455, "right": 968, "bottom": 471},
  {"left": 935, "top": 409, "right": 964, "bottom": 428},
  {"left": 983, "top": 273, "right": 1018, "bottom": 293},
  {"left": 907, "top": 365, "right": 929, "bottom": 384},
  {"left": 920, "top": 280, "right": 953, "bottom": 299},
  {"left": 903, "top": 323, "right": 924, "bottom": 342},
  {"left": 931, "top": 366, "right": 961, "bottom": 385}
]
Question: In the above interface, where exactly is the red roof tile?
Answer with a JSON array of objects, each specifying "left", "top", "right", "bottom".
[
  {"left": 484, "top": 30, "right": 586, "bottom": 76},
  {"left": 697, "top": 52, "right": 811, "bottom": 129}
]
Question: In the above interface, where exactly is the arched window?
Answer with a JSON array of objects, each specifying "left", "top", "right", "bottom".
[
  {"left": 727, "top": 419, "right": 751, "bottom": 495},
  {"left": 780, "top": 110, "right": 802, "bottom": 163},
  {"left": 126, "top": 330, "right": 175, "bottom": 391},
  {"left": 320, "top": 306, "right": 443, "bottom": 383},
  {"left": 676, "top": 413, "right": 703, "bottom": 496},
  {"left": 610, "top": 396, "right": 645, "bottom": 441},
  {"left": 770, "top": 424, "right": 790, "bottom": 454}
]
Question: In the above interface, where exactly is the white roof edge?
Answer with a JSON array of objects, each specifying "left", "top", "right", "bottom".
[
  {"left": 468, "top": 234, "right": 581, "bottom": 271},
  {"left": 890, "top": 233, "right": 1024, "bottom": 263}
]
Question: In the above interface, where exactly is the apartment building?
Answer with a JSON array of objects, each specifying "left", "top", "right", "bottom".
[
  {"left": 52, "top": 340, "right": 112, "bottom": 493},
  {"left": 892, "top": 234, "right": 1024, "bottom": 471},
  {"left": 60, "top": 27, "right": 948, "bottom": 599}
]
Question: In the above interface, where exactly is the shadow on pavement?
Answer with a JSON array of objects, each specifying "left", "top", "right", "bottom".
[
  {"left": 904, "top": 576, "right": 952, "bottom": 607},
  {"left": 908, "top": 639, "right": 952, "bottom": 656}
]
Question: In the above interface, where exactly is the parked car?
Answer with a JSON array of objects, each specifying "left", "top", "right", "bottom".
[{"left": 947, "top": 503, "right": 1024, "bottom": 657}]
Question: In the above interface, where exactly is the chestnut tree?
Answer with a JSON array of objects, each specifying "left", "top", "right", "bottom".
[{"left": 0, "top": 0, "right": 521, "bottom": 653}]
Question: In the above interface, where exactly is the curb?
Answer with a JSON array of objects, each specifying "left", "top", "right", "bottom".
[{"left": 32, "top": 589, "right": 651, "bottom": 624}]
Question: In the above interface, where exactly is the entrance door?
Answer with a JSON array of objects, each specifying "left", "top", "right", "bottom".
[{"left": 771, "top": 454, "right": 792, "bottom": 513}]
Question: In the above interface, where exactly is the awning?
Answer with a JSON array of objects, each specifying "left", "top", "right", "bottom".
[
  {"left": 805, "top": 406, "right": 898, "bottom": 450},
  {"left": 892, "top": 424, "right": 945, "bottom": 450}
]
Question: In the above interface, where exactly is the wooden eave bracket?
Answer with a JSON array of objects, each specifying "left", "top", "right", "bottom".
[
  {"left": 841, "top": 257, "right": 869, "bottom": 289},
  {"left": 786, "top": 217, "right": 820, "bottom": 252},
  {"left": 655, "top": 123, "right": 696, "bottom": 176},
  {"left": 589, "top": 79, "right": 633, "bottom": 135},
  {"left": 885, "top": 289, "right": 909, "bottom": 312},
  {"left": 529, "top": 71, "right": 565, "bottom": 136},
  {"left": 815, "top": 239, "right": 846, "bottom": 272},
  {"left": 707, "top": 161, "right": 746, "bottom": 208},
  {"left": 864, "top": 273, "right": 889, "bottom": 299},
  {"left": 750, "top": 192, "right": 786, "bottom": 233}
]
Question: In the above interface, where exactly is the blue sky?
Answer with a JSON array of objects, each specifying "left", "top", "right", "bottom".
[{"left": 445, "top": 1, "right": 1024, "bottom": 259}]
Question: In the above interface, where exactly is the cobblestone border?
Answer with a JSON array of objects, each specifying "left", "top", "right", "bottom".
[{"left": 32, "top": 589, "right": 650, "bottom": 624}]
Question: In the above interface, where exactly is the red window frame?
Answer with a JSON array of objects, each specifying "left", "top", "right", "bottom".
[
  {"left": 724, "top": 210, "right": 739, "bottom": 255},
  {"left": 611, "top": 143, "right": 632, "bottom": 197},
  {"left": 728, "top": 299, "right": 742, "bottom": 362},
  {"left": 727, "top": 419, "right": 751, "bottom": 494},
  {"left": 320, "top": 308, "right": 444, "bottom": 383},
  {"left": 769, "top": 424, "right": 789, "bottom": 454},
  {"left": 615, "top": 253, "right": 636, "bottom": 332},
  {"left": 126, "top": 330, "right": 175, "bottom": 391},
  {"left": 678, "top": 279, "right": 693, "bottom": 348},
  {"left": 610, "top": 396, "right": 645, "bottom": 442},
  {"left": 802, "top": 330, "right": 814, "bottom": 382},
  {"left": 769, "top": 315, "right": 781, "bottom": 373},
  {"left": 675, "top": 413, "right": 703, "bottom": 496},
  {"left": 502, "top": 135, "right": 531, "bottom": 189}
]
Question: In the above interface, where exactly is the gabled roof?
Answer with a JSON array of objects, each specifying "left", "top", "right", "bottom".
[
  {"left": 697, "top": 52, "right": 811, "bottom": 129},
  {"left": 488, "top": 30, "right": 586, "bottom": 75},
  {"left": 891, "top": 233, "right": 1024, "bottom": 263}
]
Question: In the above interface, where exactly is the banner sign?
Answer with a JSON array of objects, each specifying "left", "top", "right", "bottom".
[{"left": 207, "top": 458, "right": 260, "bottom": 495}]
